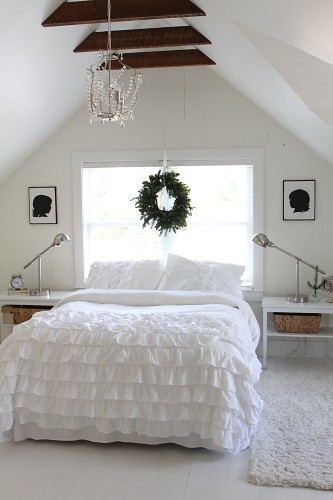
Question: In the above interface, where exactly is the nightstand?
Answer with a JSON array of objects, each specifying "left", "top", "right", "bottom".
[
  {"left": 0, "top": 291, "right": 72, "bottom": 343},
  {"left": 262, "top": 296, "right": 333, "bottom": 369}
]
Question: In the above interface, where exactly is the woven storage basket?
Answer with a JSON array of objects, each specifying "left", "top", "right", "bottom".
[
  {"left": 1, "top": 305, "right": 51, "bottom": 324},
  {"left": 1, "top": 305, "right": 15, "bottom": 324},
  {"left": 273, "top": 312, "right": 321, "bottom": 334}
]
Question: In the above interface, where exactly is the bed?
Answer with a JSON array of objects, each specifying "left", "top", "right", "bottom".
[{"left": 0, "top": 254, "right": 263, "bottom": 454}]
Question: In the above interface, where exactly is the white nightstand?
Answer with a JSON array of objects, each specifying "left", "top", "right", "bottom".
[
  {"left": 0, "top": 291, "right": 72, "bottom": 343},
  {"left": 262, "top": 296, "right": 333, "bottom": 369}
]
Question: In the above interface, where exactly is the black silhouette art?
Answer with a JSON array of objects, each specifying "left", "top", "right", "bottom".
[
  {"left": 32, "top": 195, "right": 52, "bottom": 217},
  {"left": 289, "top": 189, "right": 310, "bottom": 213}
]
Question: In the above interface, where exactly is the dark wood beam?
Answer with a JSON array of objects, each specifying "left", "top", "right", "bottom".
[
  {"left": 74, "top": 26, "right": 211, "bottom": 53},
  {"left": 43, "top": 0, "right": 205, "bottom": 27},
  {"left": 108, "top": 49, "right": 215, "bottom": 69}
]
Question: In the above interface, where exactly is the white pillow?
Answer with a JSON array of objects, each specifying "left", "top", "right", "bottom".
[
  {"left": 158, "top": 253, "right": 245, "bottom": 296},
  {"left": 85, "top": 260, "right": 164, "bottom": 290}
]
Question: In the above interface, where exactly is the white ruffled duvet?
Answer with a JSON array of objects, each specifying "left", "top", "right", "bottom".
[{"left": 0, "top": 289, "right": 263, "bottom": 454}]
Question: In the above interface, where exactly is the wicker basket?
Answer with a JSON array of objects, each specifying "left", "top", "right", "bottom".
[
  {"left": 1, "top": 305, "right": 51, "bottom": 324},
  {"left": 273, "top": 312, "right": 321, "bottom": 334},
  {"left": 1, "top": 305, "right": 15, "bottom": 324}
]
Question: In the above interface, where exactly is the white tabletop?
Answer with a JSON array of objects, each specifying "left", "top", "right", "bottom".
[
  {"left": 262, "top": 296, "right": 333, "bottom": 312},
  {"left": 0, "top": 291, "right": 72, "bottom": 306}
]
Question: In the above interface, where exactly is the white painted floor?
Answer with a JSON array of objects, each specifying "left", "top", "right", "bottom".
[{"left": 0, "top": 357, "right": 332, "bottom": 500}]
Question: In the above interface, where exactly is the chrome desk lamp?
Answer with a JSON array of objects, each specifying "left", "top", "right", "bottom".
[
  {"left": 24, "top": 233, "right": 71, "bottom": 296},
  {"left": 252, "top": 233, "right": 325, "bottom": 303}
]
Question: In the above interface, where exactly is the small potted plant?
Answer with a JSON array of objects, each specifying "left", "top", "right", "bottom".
[{"left": 308, "top": 266, "right": 326, "bottom": 301}]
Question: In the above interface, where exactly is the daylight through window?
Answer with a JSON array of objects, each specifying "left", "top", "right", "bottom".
[{"left": 81, "top": 164, "right": 253, "bottom": 285}]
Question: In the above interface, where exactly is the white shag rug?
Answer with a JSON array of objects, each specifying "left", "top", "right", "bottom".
[{"left": 248, "top": 369, "right": 333, "bottom": 490}]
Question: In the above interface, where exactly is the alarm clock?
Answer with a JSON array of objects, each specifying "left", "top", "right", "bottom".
[{"left": 10, "top": 273, "right": 24, "bottom": 290}]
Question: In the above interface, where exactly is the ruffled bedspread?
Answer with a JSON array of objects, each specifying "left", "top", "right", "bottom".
[{"left": 0, "top": 289, "right": 263, "bottom": 454}]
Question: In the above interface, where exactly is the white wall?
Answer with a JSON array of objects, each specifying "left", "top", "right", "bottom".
[{"left": 0, "top": 67, "right": 332, "bottom": 299}]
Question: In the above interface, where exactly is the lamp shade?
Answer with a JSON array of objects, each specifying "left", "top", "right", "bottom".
[
  {"left": 252, "top": 233, "right": 274, "bottom": 248},
  {"left": 53, "top": 233, "right": 70, "bottom": 247}
]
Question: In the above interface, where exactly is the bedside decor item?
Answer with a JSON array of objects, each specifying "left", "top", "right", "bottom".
[
  {"left": 10, "top": 273, "right": 24, "bottom": 290},
  {"left": 7, "top": 289, "right": 29, "bottom": 296},
  {"left": 8, "top": 274, "right": 28, "bottom": 295},
  {"left": 273, "top": 312, "right": 321, "bottom": 334},
  {"left": 23, "top": 233, "right": 71, "bottom": 297},
  {"left": 307, "top": 265, "right": 326, "bottom": 301},
  {"left": 252, "top": 233, "right": 325, "bottom": 302},
  {"left": 29, "top": 186, "right": 57, "bottom": 224},
  {"left": 133, "top": 170, "right": 194, "bottom": 235},
  {"left": 1, "top": 305, "right": 15, "bottom": 324},
  {"left": 2, "top": 305, "right": 52, "bottom": 325},
  {"left": 324, "top": 276, "right": 333, "bottom": 302},
  {"left": 283, "top": 179, "right": 315, "bottom": 220},
  {"left": 86, "top": 0, "right": 142, "bottom": 125}
]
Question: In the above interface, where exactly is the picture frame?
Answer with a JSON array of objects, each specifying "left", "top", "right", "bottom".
[
  {"left": 29, "top": 186, "right": 57, "bottom": 224},
  {"left": 283, "top": 179, "right": 315, "bottom": 221}
]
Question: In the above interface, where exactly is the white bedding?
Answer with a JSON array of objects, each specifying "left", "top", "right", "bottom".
[{"left": 0, "top": 289, "right": 263, "bottom": 454}]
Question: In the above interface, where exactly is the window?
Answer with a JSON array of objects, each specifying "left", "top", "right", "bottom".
[{"left": 72, "top": 149, "right": 263, "bottom": 294}]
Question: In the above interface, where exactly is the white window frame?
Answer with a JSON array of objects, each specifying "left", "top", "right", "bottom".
[{"left": 72, "top": 148, "right": 264, "bottom": 299}]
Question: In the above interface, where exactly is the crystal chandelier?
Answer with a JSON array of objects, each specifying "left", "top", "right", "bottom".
[{"left": 86, "top": 0, "right": 142, "bottom": 126}]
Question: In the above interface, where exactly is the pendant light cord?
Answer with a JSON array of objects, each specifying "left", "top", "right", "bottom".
[{"left": 107, "top": 0, "right": 112, "bottom": 54}]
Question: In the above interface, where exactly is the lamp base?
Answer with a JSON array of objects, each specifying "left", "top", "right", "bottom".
[
  {"left": 30, "top": 288, "right": 50, "bottom": 297},
  {"left": 286, "top": 294, "right": 308, "bottom": 303}
]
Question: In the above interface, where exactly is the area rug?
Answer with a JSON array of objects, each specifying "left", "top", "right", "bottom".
[{"left": 248, "top": 369, "right": 333, "bottom": 490}]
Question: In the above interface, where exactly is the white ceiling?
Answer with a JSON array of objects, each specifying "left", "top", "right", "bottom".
[{"left": 1, "top": 0, "right": 333, "bottom": 182}]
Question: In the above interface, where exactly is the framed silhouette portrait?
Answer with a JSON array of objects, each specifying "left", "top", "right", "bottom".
[
  {"left": 29, "top": 186, "right": 57, "bottom": 224},
  {"left": 283, "top": 180, "right": 315, "bottom": 221}
]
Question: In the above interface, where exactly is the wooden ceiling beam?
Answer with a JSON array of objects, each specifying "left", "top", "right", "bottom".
[
  {"left": 109, "top": 49, "right": 215, "bottom": 69},
  {"left": 74, "top": 26, "right": 211, "bottom": 53},
  {"left": 43, "top": 1, "right": 214, "bottom": 69},
  {"left": 42, "top": 0, "right": 205, "bottom": 27}
]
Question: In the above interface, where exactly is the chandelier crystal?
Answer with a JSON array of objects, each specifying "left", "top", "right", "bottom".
[{"left": 86, "top": 0, "right": 142, "bottom": 126}]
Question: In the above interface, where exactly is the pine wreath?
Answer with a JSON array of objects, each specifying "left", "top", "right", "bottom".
[{"left": 133, "top": 170, "right": 194, "bottom": 235}]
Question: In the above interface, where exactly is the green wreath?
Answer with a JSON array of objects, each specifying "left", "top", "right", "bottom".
[{"left": 133, "top": 170, "right": 194, "bottom": 235}]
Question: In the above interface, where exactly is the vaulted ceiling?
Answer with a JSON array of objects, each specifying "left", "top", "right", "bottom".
[{"left": 1, "top": 0, "right": 333, "bottom": 182}]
